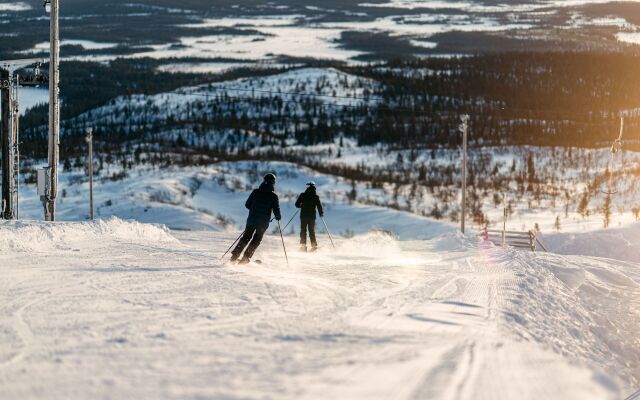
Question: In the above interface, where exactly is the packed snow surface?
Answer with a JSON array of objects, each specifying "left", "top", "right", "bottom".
[
  {"left": 0, "top": 219, "right": 636, "bottom": 399},
  {"left": 4, "top": 156, "right": 640, "bottom": 398}
]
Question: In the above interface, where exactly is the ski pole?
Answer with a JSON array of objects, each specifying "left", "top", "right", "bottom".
[
  {"left": 220, "top": 229, "right": 245, "bottom": 260},
  {"left": 321, "top": 216, "right": 336, "bottom": 249},
  {"left": 281, "top": 210, "right": 299, "bottom": 232},
  {"left": 277, "top": 220, "right": 290, "bottom": 267}
]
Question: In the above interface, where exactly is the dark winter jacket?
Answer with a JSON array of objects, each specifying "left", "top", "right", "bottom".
[
  {"left": 245, "top": 182, "right": 281, "bottom": 230},
  {"left": 295, "top": 186, "right": 324, "bottom": 219}
]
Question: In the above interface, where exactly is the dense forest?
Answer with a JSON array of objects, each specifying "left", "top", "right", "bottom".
[{"left": 351, "top": 52, "right": 640, "bottom": 148}]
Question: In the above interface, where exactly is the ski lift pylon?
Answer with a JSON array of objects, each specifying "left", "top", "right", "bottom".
[{"left": 0, "top": 58, "right": 48, "bottom": 87}]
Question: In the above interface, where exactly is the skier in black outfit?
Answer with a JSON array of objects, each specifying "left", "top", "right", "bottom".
[
  {"left": 231, "top": 173, "right": 281, "bottom": 264},
  {"left": 295, "top": 181, "right": 324, "bottom": 252}
]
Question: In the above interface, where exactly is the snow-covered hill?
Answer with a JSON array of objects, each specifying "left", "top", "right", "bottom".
[
  {"left": 70, "top": 67, "right": 381, "bottom": 139},
  {"left": 18, "top": 160, "right": 455, "bottom": 239},
  {"left": 0, "top": 218, "right": 636, "bottom": 399},
  {"left": 38, "top": 65, "right": 640, "bottom": 237}
]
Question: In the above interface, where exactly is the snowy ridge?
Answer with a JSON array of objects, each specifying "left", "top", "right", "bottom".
[
  {"left": 542, "top": 224, "right": 640, "bottom": 263},
  {"left": 0, "top": 218, "right": 177, "bottom": 252}
]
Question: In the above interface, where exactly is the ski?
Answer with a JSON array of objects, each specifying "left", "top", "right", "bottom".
[{"left": 226, "top": 259, "right": 262, "bottom": 265}]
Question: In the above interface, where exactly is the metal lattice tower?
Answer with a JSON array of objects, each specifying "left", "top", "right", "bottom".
[{"left": 0, "top": 59, "right": 44, "bottom": 220}]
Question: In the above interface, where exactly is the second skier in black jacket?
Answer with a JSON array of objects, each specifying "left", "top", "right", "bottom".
[{"left": 295, "top": 182, "right": 324, "bottom": 251}]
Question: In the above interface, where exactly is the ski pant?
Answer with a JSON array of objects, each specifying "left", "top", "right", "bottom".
[
  {"left": 300, "top": 217, "right": 317, "bottom": 248},
  {"left": 232, "top": 225, "right": 266, "bottom": 259}
]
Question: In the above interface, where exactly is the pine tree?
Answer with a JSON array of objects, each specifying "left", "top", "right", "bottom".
[
  {"left": 526, "top": 153, "right": 536, "bottom": 191},
  {"left": 577, "top": 192, "right": 589, "bottom": 219},
  {"left": 347, "top": 181, "right": 357, "bottom": 204},
  {"left": 430, "top": 204, "right": 443, "bottom": 220},
  {"left": 603, "top": 193, "right": 612, "bottom": 228}
]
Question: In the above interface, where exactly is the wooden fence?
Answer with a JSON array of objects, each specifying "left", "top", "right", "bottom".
[{"left": 481, "top": 229, "right": 548, "bottom": 252}]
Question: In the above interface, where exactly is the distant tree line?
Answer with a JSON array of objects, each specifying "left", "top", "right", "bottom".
[{"left": 16, "top": 52, "right": 640, "bottom": 174}]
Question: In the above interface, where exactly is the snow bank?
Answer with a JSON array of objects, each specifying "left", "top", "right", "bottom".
[
  {"left": 332, "top": 231, "right": 425, "bottom": 266},
  {"left": 541, "top": 223, "right": 640, "bottom": 263},
  {"left": 337, "top": 231, "right": 401, "bottom": 255},
  {"left": 0, "top": 218, "right": 177, "bottom": 252},
  {"left": 266, "top": 231, "right": 431, "bottom": 270},
  {"left": 501, "top": 248, "right": 640, "bottom": 389}
]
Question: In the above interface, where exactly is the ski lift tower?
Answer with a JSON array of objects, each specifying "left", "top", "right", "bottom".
[{"left": 0, "top": 59, "right": 45, "bottom": 219}]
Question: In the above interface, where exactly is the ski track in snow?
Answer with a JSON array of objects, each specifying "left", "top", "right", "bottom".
[{"left": 0, "top": 222, "right": 629, "bottom": 399}]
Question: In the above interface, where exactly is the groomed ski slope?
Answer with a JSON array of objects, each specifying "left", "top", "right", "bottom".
[{"left": 0, "top": 219, "right": 634, "bottom": 399}]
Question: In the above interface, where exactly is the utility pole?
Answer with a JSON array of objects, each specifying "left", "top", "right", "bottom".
[
  {"left": 459, "top": 115, "right": 469, "bottom": 235},
  {"left": 45, "top": 0, "right": 60, "bottom": 221},
  {"left": 1, "top": 68, "right": 11, "bottom": 219},
  {"left": 86, "top": 128, "right": 94, "bottom": 221},
  {"left": 13, "top": 73, "right": 19, "bottom": 220}
]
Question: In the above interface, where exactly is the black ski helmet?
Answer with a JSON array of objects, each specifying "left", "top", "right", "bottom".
[{"left": 264, "top": 173, "right": 276, "bottom": 184}]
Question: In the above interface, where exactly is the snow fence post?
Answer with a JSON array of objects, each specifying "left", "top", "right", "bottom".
[
  {"left": 528, "top": 231, "right": 536, "bottom": 252},
  {"left": 86, "top": 128, "right": 94, "bottom": 221},
  {"left": 502, "top": 193, "right": 506, "bottom": 247}
]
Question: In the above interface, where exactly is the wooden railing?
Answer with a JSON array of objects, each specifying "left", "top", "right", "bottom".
[
  {"left": 481, "top": 229, "right": 548, "bottom": 252},
  {"left": 480, "top": 193, "right": 549, "bottom": 252},
  {"left": 624, "top": 388, "right": 640, "bottom": 400}
]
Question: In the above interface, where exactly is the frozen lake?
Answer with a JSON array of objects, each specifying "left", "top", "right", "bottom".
[
  {"left": 2, "top": 0, "right": 639, "bottom": 63},
  {"left": 18, "top": 87, "right": 48, "bottom": 115}
]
